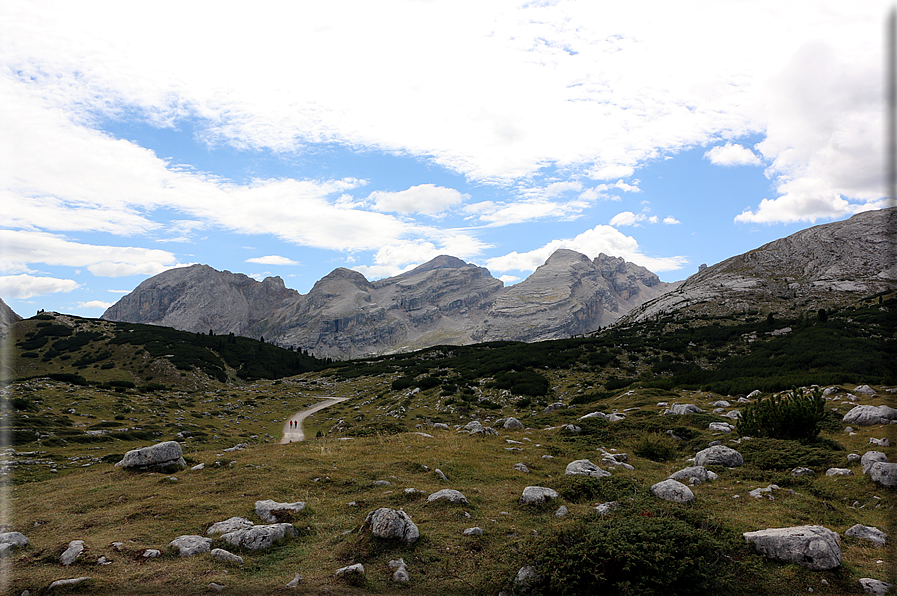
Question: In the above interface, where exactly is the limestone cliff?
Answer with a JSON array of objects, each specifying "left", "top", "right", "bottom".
[{"left": 620, "top": 207, "right": 897, "bottom": 323}]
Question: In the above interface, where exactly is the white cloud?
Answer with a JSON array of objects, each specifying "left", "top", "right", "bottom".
[
  {"left": 485, "top": 225, "right": 687, "bottom": 275},
  {"left": 369, "top": 184, "right": 467, "bottom": 215},
  {"left": 704, "top": 142, "right": 761, "bottom": 166},
  {"left": 0, "top": 230, "right": 183, "bottom": 277},
  {"left": 609, "top": 211, "right": 639, "bottom": 227},
  {"left": 663, "top": 216, "right": 681, "bottom": 225},
  {"left": 0, "top": 274, "right": 80, "bottom": 299},
  {"left": 246, "top": 255, "right": 299, "bottom": 266},
  {"left": 77, "top": 300, "right": 113, "bottom": 309}
]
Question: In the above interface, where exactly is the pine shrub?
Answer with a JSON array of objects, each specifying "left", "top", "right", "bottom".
[{"left": 735, "top": 388, "right": 826, "bottom": 440}]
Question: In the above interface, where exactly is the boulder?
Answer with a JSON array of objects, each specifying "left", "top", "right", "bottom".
[
  {"left": 743, "top": 525, "right": 841, "bottom": 570},
  {"left": 594, "top": 501, "right": 618, "bottom": 515},
  {"left": 255, "top": 499, "right": 306, "bottom": 523},
  {"left": 561, "top": 424, "right": 582, "bottom": 433},
  {"left": 464, "top": 420, "right": 485, "bottom": 434},
  {"left": 504, "top": 417, "right": 524, "bottom": 430},
  {"left": 843, "top": 405, "right": 897, "bottom": 426},
  {"left": 543, "top": 402, "right": 567, "bottom": 413},
  {"left": 669, "top": 466, "right": 718, "bottom": 483},
  {"left": 221, "top": 523, "right": 297, "bottom": 550},
  {"left": 520, "top": 486, "right": 559, "bottom": 504},
  {"left": 854, "top": 385, "right": 877, "bottom": 395},
  {"left": 694, "top": 445, "right": 743, "bottom": 467},
  {"left": 432, "top": 423, "right": 450, "bottom": 430},
  {"left": 845, "top": 524, "right": 888, "bottom": 547},
  {"left": 389, "top": 558, "right": 410, "bottom": 583},
  {"left": 862, "top": 451, "right": 889, "bottom": 474},
  {"left": 825, "top": 468, "right": 853, "bottom": 477},
  {"left": 564, "top": 459, "right": 610, "bottom": 478},
  {"left": 207, "top": 517, "right": 254, "bottom": 535},
  {"left": 362, "top": 508, "right": 419, "bottom": 545},
  {"left": 0, "top": 531, "right": 29, "bottom": 554},
  {"left": 724, "top": 410, "right": 742, "bottom": 420},
  {"left": 870, "top": 437, "right": 890, "bottom": 447},
  {"left": 48, "top": 577, "right": 91, "bottom": 590},
  {"left": 708, "top": 422, "right": 735, "bottom": 433},
  {"left": 663, "top": 403, "right": 703, "bottom": 415},
  {"left": 578, "top": 411, "right": 607, "bottom": 421},
  {"left": 60, "top": 540, "right": 85, "bottom": 566},
  {"left": 463, "top": 527, "right": 484, "bottom": 536},
  {"left": 792, "top": 467, "right": 815, "bottom": 477},
  {"left": 116, "top": 441, "right": 186, "bottom": 471},
  {"left": 859, "top": 578, "right": 893, "bottom": 595},
  {"left": 210, "top": 548, "right": 244, "bottom": 565},
  {"left": 168, "top": 535, "right": 212, "bottom": 557},
  {"left": 555, "top": 506, "right": 568, "bottom": 518},
  {"left": 427, "top": 489, "right": 469, "bottom": 504},
  {"left": 513, "top": 463, "right": 530, "bottom": 473},
  {"left": 650, "top": 479, "right": 695, "bottom": 503},
  {"left": 869, "top": 462, "right": 897, "bottom": 488},
  {"left": 335, "top": 563, "right": 365, "bottom": 578}
]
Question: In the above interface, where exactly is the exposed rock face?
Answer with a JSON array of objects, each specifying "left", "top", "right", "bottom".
[
  {"left": 116, "top": 441, "right": 186, "bottom": 471},
  {"left": 103, "top": 251, "right": 676, "bottom": 359},
  {"left": 621, "top": 207, "right": 897, "bottom": 323},
  {"left": 0, "top": 298, "right": 21, "bottom": 338},
  {"left": 743, "top": 525, "right": 841, "bottom": 570}
]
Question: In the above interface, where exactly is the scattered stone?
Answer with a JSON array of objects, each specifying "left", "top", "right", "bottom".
[
  {"left": 513, "top": 463, "right": 530, "bottom": 473},
  {"left": 708, "top": 422, "right": 735, "bottom": 433},
  {"left": 862, "top": 451, "right": 889, "bottom": 474},
  {"left": 663, "top": 403, "right": 704, "bottom": 415},
  {"left": 859, "top": 578, "right": 893, "bottom": 595},
  {"left": 335, "top": 563, "right": 365, "bottom": 578},
  {"left": 48, "top": 577, "right": 91, "bottom": 590},
  {"left": 869, "top": 462, "right": 897, "bottom": 488},
  {"left": 0, "top": 532, "right": 29, "bottom": 554},
  {"left": 432, "top": 423, "right": 450, "bottom": 431},
  {"left": 96, "top": 556, "right": 110, "bottom": 566},
  {"left": 434, "top": 468, "right": 449, "bottom": 481},
  {"left": 712, "top": 400, "right": 731, "bottom": 407},
  {"left": 111, "top": 542, "right": 124, "bottom": 552},
  {"left": 855, "top": 385, "right": 877, "bottom": 395},
  {"left": 743, "top": 525, "right": 841, "bottom": 570},
  {"left": 389, "top": 558, "right": 410, "bottom": 583},
  {"left": 594, "top": 501, "right": 618, "bottom": 515},
  {"left": 543, "top": 402, "right": 567, "bottom": 413},
  {"left": 792, "top": 467, "right": 815, "bottom": 477},
  {"left": 141, "top": 548, "right": 161, "bottom": 558},
  {"left": 207, "top": 582, "right": 225, "bottom": 592},
  {"left": 554, "top": 506, "right": 568, "bottom": 518},
  {"left": 169, "top": 535, "right": 212, "bottom": 557},
  {"left": 372, "top": 480, "right": 391, "bottom": 486},
  {"left": 564, "top": 459, "right": 610, "bottom": 478},
  {"left": 60, "top": 540, "right": 84, "bottom": 566},
  {"left": 210, "top": 548, "right": 244, "bottom": 565},
  {"left": 520, "top": 486, "right": 559, "bottom": 504},
  {"left": 463, "top": 527, "right": 484, "bottom": 536},
  {"left": 427, "top": 489, "right": 469, "bottom": 504},
  {"left": 116, "top": 441, "right": 186, "bottom": 471},
  {"left": 191, "top": 463, "right": 205, "bottom": 471},
  {"left": 870, "top": 438, "right": 890, "bottom": 447},
  {"left": 748, "top": 485, "right": 780, "bottom": 498},
  {"left": 843, "top": 405, "right": 897, "bottom": 426},
  {"left": 362, "top": 508, "right": 419, "bottom": 544},
  {"left": 504, "top": 417, "right": 524, "bottom": 430},
  {"left": 221, "top": 524, "right": 297, "bottom": 551},
  {"left": 561, "top": 424, "right": 581, "bottom": 433},
  {"left": 724, "top": 410, "right": 742, "bottom": 420},
  {"left": 207, "top": 517, "right": 254, "bottom": 536},
  {"left": 848, "top": 453, "right": 862, "bottom": 462},
  {"left": 285, "top": 573, "right": 302, "bottom": 588},
  {"left": 510, "top": 565, "right": 541, "bottom": 593},
  {"left": 464, "top": 421, "right": 485, "bottom": 434},
  {"left": 650, "top": 479, "right": 695, "bottom": 504},
  {"left": 845, "top": 524, "right": 888, "bottom": 547},
  {"left": 579, "top": 411, "right": 608, "bottom": 421},
  {"left": 825, "top": 468, "right": 853, "bottom": 477},
  {"left": 694, "top": 445, "right": 743, "bottom": 467},
  {"left": 255, "top": 499, "right": 306, "bottom": 523},
  {"left": 669, "top": 466, "right": 718, "bottom": 483}
]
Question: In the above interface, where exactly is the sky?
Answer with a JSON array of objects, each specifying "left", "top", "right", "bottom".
[{"left": 0, "top": 0, "right": 892, "bottom": 319}]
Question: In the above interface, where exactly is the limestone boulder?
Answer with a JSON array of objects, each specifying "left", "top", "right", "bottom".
[
  {"left": 669, "top": 466, "right": 718, "bottom": 483},
  {"left": 207, "top": 517, "right": 254, "bottom": 535},
  {"left": 255, "top": 499, "right": 306, "bottom": 523},
  {"left": 520, "top": 486, "right": 559, "bottom": 504},
  {"left": 221, "top": 523, "right": 297, "bottom": 551},
  {"left": 169, "top": 535, "right": 212, "bottom": 557},
  {"left": 869, "top": 462, "right": 897, "bottom": 488},
  {"left": 694, "top": 445, "right": 743, "bottom": 468},
  {"left": 708, "top": 422, "right": 735, "bottom": 433},
  {"left": 427, "top": 489, "right": 469, "bottom": 504},
  {"left": 564, "top": 459, "right": 610, "bottom": 478},
  {"left": 116, "top": 441, "right": 186, "bottom": 471},
  {"left": 210, "top": 548, "right": 244, "bottom": 565},
  {"left": 0, "top": 532, "right": 29, "bottom": 555},
  {"left": 845, "top": 524, "right": 888, "bottom": 547},
  {"left": 504, "top": 417, "right": 524, "bottom": 430},
  {"left": 362, "top": 508, "right": 419, "bottom": 545},
  {"left": 862, "top": 451, "right": 889, "bottom": 474},
  {"left": 61, "top": 540, "right": 85, "bottom": 566},
  {"left": 859, "top": 578, "right": 893, "bottom": 595},
  {"left": 663, "top": 403, "right": 703, "bottom": 415},
  {"left": 650, "top": 479, "right": 695, "bottom": 503},
  {"left": 743, "top": 525, "right": 841, "bottom": 570},
  {"left": 843, "top": 405, "right": 897, "bottom": 426}
]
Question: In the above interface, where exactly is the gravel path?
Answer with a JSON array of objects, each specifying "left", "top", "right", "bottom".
[{"left": 279, "top": 397, "right": 348, "bottom": 443}]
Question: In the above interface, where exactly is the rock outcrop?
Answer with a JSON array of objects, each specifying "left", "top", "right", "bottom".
[
  {"left": 743, "top": 525, "right": 841, "bottom": 570},
  {"left": 103, "top": 251, "right": 677, "bottom": 359},
  {"left": 621, "top": 207, "right": 897, "bottom": 323},
  {"left": 115, "top": 441, "right": 186, "bottom": 471}
]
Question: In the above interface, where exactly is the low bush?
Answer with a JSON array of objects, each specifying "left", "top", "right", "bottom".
[
  {"left": 736, "top": 388, "right": 826, "bottom": 440},
  {"left": 738, "top": 437, "right": 842, "bottom": 471},
  {"left": 553, "top": 475, "right": 643, "bottom": 504},
  {"left": 633, "top": 433, "right": 680, "bottom": 462}
]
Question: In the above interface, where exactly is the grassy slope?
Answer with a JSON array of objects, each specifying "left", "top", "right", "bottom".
[{"left": 2, "top": 295, "right": 895, "bottom": 594}]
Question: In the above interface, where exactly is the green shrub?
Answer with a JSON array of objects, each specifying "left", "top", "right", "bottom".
[
  {"left": 391, "top": 377, "right": 414, "bottom": 391},
  {"left": 531, "top": 515, "right": 739, "bottom": 596},
  {"left": 554, "top": 475, "right": 643, "bottom": 504},
  {"left": 633, "top": 433, "right": 680, "bottom": 462},
  {"left": 736, "top": 388, "right": 826, "bottom": 440},
  {"left": 738, "top": 437, "right": 842, "bottom": 471}
]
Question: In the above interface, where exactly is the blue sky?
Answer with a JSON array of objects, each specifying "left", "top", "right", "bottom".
[{"left": 0, "top": 1, "right": 891, "bottom": 318}]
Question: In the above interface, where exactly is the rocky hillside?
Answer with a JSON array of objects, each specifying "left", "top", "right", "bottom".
[
  {"left": 0, "top": 297, "right": 21, "bottom": 333},
  {"left": 103, "top": 251, "right": 676, "bottom": 358},
  {"left": 620, "top": 207, "right": 897, "bottom": 324}
]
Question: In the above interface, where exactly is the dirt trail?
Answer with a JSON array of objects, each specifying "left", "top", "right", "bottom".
[{"left": 279, "top": 397, "right": 348, "bottom": 443}]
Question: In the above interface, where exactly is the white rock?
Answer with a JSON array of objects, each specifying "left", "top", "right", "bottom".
[
  {"left": 845, "top": 524, "right": 888, "bottom": 547},
  {"left": 255, "top": 499, "right": 306, "bottom": 523},
  {"left": 650, "top": 479, "right": 695, "bottom": 503},
  {"left": 712, "top": 400, "right": 731, "bottom": 407},
  {"left": 743, "top": 525, "right": 841, "bottom": 570},
  {"left": 116, "top": 441, "right": 186, "bottom": 471},
  {"left": 210, "top": 548, "right": 244, "bottom": 565},
  {"left": 504, "top": 417, "right": 524, "bottom": 430},
  {"left": 843, "top": 405, "right": 897, "bottom": 426},
  {"left": 362, "top": 508, "right": 419, "bottom": 544},
  {"left": 285, "top": 573, "right": 302, "bottom": 588},
  {"left": 746, "top": 390, "right": 762, "bottom": 399},
  {"left": 0, "top": 532, "right": 29, "bottom": 552},
  {"left": 389, "top": 558, "right": 409, "bottom": 583},
  {"left": 427, "top": 489, "right": 468, "bottom": 504},
  {"left": 207, "top": 517, "right": 254, "bottom": 535},
  {"left": 463, "top": 527, "right": 483, "bottom": 536},
  {"left": 60, "top": 540, "right": 84, "bottom": 566},
  {"left": 663, "top": 403, "right": 703, "bottom": 415},
  {"left": 564, "top": 459, "right": 610, "bottom": 478},
  {"left": 555, "top": 506, "right": 568, "bottom": 518},
  {"left": 520, "top": 486, "right": 559, "bottom": 504},
  {"left": 870, "top": 438, "right": 890, "bottom": 447},
  {"left": 221, "top": 524, "right": 297, "bottom": 551},
  {"left": 862, "top": 451, "right": 889, "bottom": 474},
  {"left": 792, "top": 467, "right": 815, "bottom": 477},
  {"left": 168, "top": 535, "right": 212, "bottom": 557},
  {"left": 142, "top": 549, "right": 161, "bottom": 558},
  {"left": 594, "top": 501, "right": 618, "bottom": 515},
  {"left": 854, "top": 385, "right": 877, "bottom": 395},
  {"left": 48, "top": 577, "right": 91, "bottom": 590},
  {"left": 694, "top": 445, "right": 743, "bottom": 467},
  {"left": 825, "top": 468, "right": 853, "bottom": 477},
  {"left": 709, "top": 422, "right": 735, "bottom": 433},
  {"left": 669, "top": 466, "right": 715, "bottom": 483},
  {"left": 859, "top": 578, "right": 893, "bottom": 595},
  {"left": 869, "top": 462, "right": 897, "bottom": 488},
  {"left": 335, "top": 563, "right": 365, "bottom": 577},
  {"left": 513, "top": 463, "right": 530, "bottom": 473}
]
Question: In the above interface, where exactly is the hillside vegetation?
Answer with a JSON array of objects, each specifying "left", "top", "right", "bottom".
[{"left": 1, "top": 293, "right": 894, "bottom": 594}]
